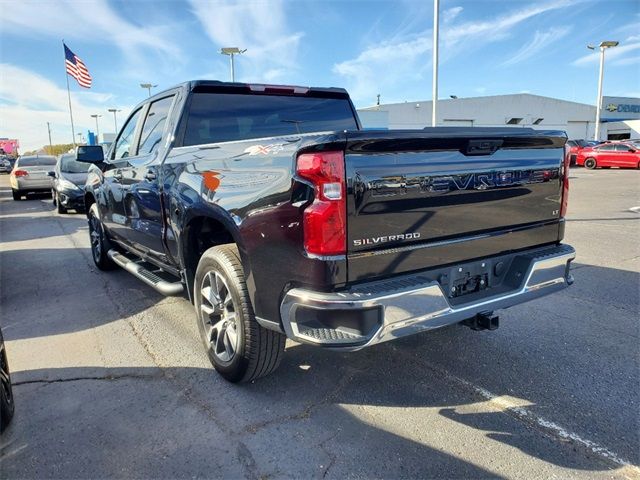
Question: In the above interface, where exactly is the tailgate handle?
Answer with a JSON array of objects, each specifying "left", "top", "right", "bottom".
[{"left": 465, "top": 139, "right": 503, "bottom": 156}]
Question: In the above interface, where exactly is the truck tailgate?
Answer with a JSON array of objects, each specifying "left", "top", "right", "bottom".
[{"left": 345, "top": 128, "right": 567, "bottom": 282}]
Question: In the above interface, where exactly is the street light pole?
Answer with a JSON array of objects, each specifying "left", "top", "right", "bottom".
[
  {"left": 90, "top": 114, "right": 102, "bottom": 143},
  {"left": 588, "top": 41, "right": 618, "bottom": 141},
  {"left": 108, "top": 108, "right": 121, "bottom": 133},
  {"left": 46, "top": 122, "right": 53, "bottom": 150},
  {"left": 432, "top": 0, "right": 439, "bottom": 127},
  {"left": 140, "top": 83, "right": 157, "bottom": 97},
  {"left": 220, "top": 47, "right": 247, "bottom": 82}
]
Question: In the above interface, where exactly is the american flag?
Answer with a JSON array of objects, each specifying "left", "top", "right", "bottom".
[{"left": 64, "top": 43, "right": 92, "bottom": 88}]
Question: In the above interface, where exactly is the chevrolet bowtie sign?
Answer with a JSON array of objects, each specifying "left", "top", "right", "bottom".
[{"left": 601, "top": 96, "right": 640, "bottom": 120}]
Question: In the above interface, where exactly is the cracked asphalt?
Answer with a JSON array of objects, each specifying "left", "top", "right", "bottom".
[{"left": 0, "top": 169, "right": 638, "bottom": 479}]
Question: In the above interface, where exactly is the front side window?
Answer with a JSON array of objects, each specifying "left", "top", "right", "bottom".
[
  {"left": 614, "top": 144, "right": 630, "bottom": 152},
  {"left": 137, "top": 96, "right": 174, "bottom": 155},
  {"left": 113, "top": 108, "right": 142, "bottom": 159}
]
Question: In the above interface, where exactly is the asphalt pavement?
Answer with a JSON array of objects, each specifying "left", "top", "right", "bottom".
[{"left": 0, "top": 169, "right": 638, "bottom": 479}]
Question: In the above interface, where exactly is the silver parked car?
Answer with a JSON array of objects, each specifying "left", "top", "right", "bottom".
[{"left": 9, "top": 155, "right": 57, "bottom": 201}]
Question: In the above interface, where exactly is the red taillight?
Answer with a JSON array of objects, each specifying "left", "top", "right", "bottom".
[
  {"left": 296, "top": 151, "right": 346, "bottom": 256},
  {"left": 560, "top": 145, "right": 570, "bottom": 217},
  {"left": 13, "top": 169, "right": 28, "bottom": 177}
]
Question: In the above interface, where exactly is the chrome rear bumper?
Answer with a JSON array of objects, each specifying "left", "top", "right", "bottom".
[{"left": 280, "top": 244, "right": 575, "bottom": 350}]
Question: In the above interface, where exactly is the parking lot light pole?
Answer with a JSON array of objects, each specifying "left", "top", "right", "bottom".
[
  {"left": 432, "top": 0, "right": 439, "bottom": 127},
  {"left": 140, "top": 83, "right": 157, "bottom": 97},
  {"left": 108, "top": 108, "right": 121, "bottom": 133},
  {"left": 220, "top": 47, "right": 246, "bottom": 82},
  {"left": 46, "top": 122, "right": 53, "bottom": 150},
  {"left": 587, "top": 41, "right": 618, "bottom": 141},
  {"left": 90, "top": 114, "right": 102, "bottom": 143}
]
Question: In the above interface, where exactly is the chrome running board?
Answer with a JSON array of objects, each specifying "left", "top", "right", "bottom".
[{"left": 107, "top": 249, "right": 184, "bottom": 296}]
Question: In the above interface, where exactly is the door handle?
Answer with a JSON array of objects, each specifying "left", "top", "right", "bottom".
[{"left": 144, "top": 170, "right": 157, "bottom": 181}]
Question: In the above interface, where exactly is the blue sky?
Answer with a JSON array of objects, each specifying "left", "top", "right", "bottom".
[{"left": 1, "top": 0, "right": 639, "bottom": 151}]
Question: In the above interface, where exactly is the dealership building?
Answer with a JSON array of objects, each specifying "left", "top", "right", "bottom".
[{"left": 358, "top": 94, "right": 640, "bottom": 141}]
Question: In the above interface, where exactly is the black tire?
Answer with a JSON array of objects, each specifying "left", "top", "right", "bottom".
[
  {"left": 56, "top": 193, "right": 67, "bottom": 214},
  {"left": 88, "top": 203, "right": 116, "bottom": 270},
  {"left": 194, "top": 244, "right": 286, "bottom": 383},
  {"left": 584, "top": 158, "right": 597, "bottom": 170},
  {"left": 11, "top": 189, "right": 21, "bottom": 201},
  {"left": 0, "top": 329, "right": 15, "bottom": 434}
]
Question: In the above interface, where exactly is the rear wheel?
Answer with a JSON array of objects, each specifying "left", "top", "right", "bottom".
[
  {"left": 584, "top": 158, "right": 597, "bottom": 170},
  {"left": 194, "top": 244, "right": 286, "bottom": 383},
  {"left": 11, "top": 189, "right": 21, "bottom": 201},
  {"left": 88, "top": 204, "right": 116, "bottom": 270}
]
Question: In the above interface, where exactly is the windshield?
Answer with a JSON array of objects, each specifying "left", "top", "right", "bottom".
[
  {"left": 183, "top": 92, "right": 358, "bottom": 146},
  {"left": 60, "top": 154, "right": 91, "bottom": 173},
  {"left": 17, "top": 156, "right": 56, "bottom": 167}
]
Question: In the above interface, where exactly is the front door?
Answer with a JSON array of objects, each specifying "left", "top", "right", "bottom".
[
  {"left": 118, "top": 94, "right": 176, "bottom": 264},
  {"left": 102, "top": 107, "right": 144, "bottom": 242}
]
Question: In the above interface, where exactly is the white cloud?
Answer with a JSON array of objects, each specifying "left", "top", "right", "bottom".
[
  {"left": 571, "top": 42, "right": 640, "bottom": 67},
  {"left": 333, "top": 0, "right": 575, "bottom": 104},
  {"left": 442, "top": 6, "right": 463, "bottom": 24},
  {"left": 502, "top": 26, "right": 571, "bottom": 66},
  {"left": 1, "top": 0, "right": 181, "bottom": 61},
  {"left": 333, "top": 35, "right": 432, "bottom": 105},
  {"left": 0, "top": 64, "right": 131, "bottom": 152},
  {"left": 188, "top": 0, "right": 303, "bottom": 83},
  {"left": 441, "top": 0, "right": 574, "bottom": 52}
]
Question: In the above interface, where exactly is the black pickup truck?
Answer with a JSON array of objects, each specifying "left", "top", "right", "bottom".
[{"left": 78, "top": 80, "right": 575, "bottom": 383}]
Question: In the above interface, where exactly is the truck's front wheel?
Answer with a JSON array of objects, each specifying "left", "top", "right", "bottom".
[
  {"left": 88, "top": 204, "right": 116, "bottom": 270},
  {"left": 194, "top": 245, "right": 286, "bottom": 383}
]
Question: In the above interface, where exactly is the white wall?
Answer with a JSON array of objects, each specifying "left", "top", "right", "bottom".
[
  {"left": 603, "top": 120, "right": 640, "bottom": 140},
  {"left": 359, "top": 94, "right": 598, "bottom": 140}
]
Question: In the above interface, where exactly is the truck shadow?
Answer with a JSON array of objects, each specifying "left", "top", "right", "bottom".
[
  {"left": 0, "top": 364, "right": 614, "bottom": 479},
  {"left": 2, "top": 258, "right": 637, "bottom": 473}
]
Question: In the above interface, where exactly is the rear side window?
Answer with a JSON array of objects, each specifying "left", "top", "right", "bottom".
[
  {"left": 137, "top": 96, "right": 174, "bottom": 155},
  {"left": 16, "top": 156, "right": 56, "bottom": 167},
  {"left": 598, "top": 144, "right": 615, "bottom": 151},
  {"left": 182, "top": 93, "right": 358, "bottom": 146}
]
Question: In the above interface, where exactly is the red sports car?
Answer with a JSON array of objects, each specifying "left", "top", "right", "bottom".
[{"left": 576, "top": 142, "right": 640, "bottom": 169}]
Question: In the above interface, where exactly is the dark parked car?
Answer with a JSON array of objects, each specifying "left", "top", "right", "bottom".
[
  {"left": 0, "top": 328, "right": 14, "bottom": 433},
  {"left": 50, "top": 153, "right": 91, "bottom": 213},
  {"left": 78, "top": 80, "right": 575, "bottom": 383}
]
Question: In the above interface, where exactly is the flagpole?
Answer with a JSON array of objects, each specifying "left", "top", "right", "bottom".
[{"left": 63, "top": 40, "right": 76, "bottom": 146}]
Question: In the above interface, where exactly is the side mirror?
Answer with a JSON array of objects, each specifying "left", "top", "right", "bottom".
[
  {"left": 629, "top": 149, "right": 636, "bottom": 153},
  {"left": 47, "top": 171, "right": 55, "bottom": 177},
  {"left": 76, "top": 145, "right": 104, "bottom": 163}
]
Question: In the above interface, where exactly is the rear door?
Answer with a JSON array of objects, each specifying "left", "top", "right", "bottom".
[{"left": 594, "top": 144, "right": 616, "bottom": 165}]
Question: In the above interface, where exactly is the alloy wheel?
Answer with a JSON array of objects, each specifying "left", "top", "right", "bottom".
[
  {"left": 199, "top": 270, "right": 239, "bottom": 363},
  {"left": 0, "top": 342, "right": 12, "bottom": 408},
  {"left": 89, "top": 215, "right": 102, "bottom": 262}
]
